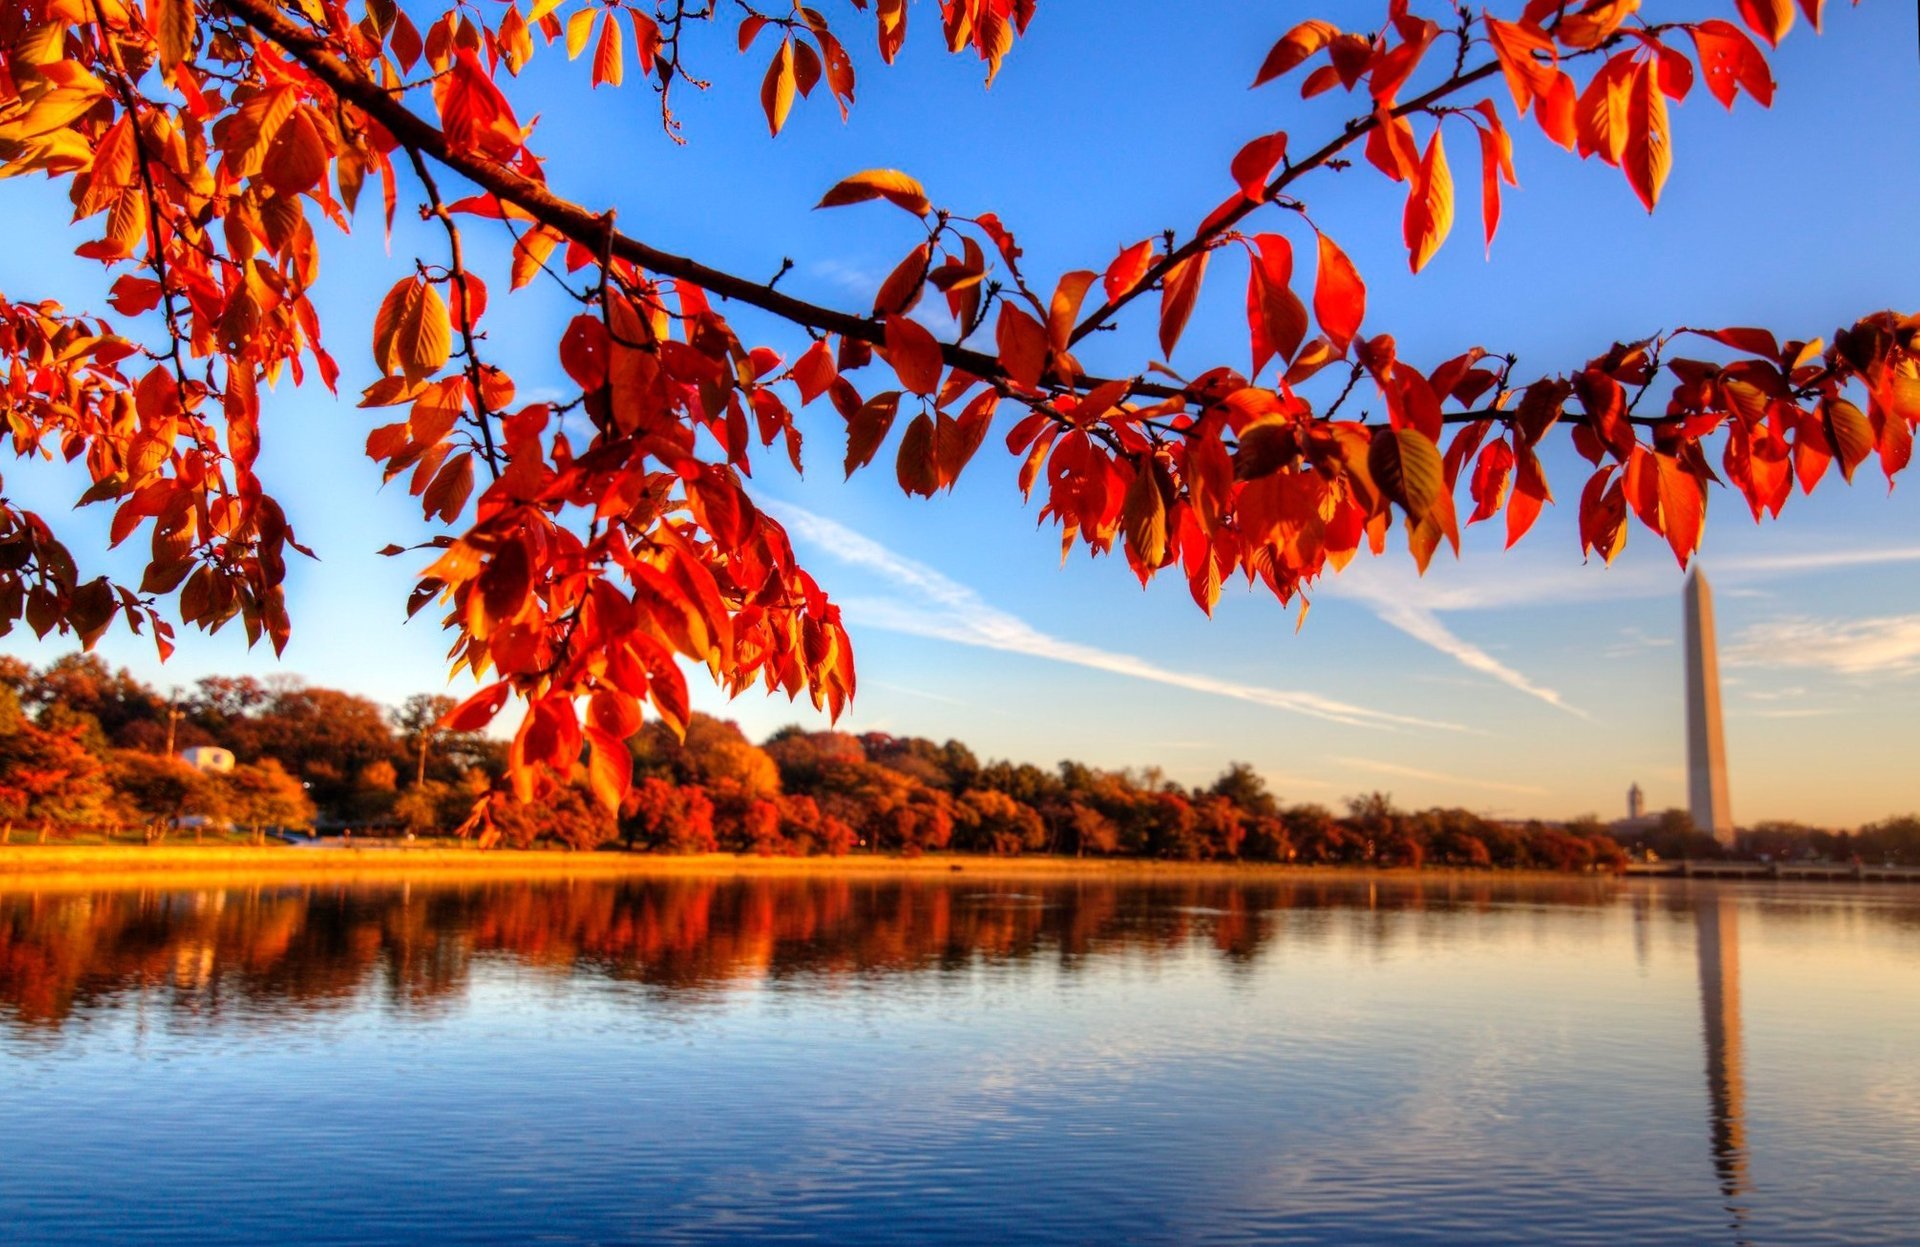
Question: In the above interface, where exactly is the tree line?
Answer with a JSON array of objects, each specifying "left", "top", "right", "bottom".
[{"left": 2, "top": 652, "right": 1913, "bottom": 866}]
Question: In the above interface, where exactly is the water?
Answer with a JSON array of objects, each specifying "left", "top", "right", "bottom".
[{"left": 2, "top": 872, "right": 1916, "bottom": 1244}]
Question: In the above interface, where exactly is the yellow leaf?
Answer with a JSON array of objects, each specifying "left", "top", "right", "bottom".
[
  {"left": 815, "top": 169, "right": 931, "bottom": 217},
  {"left": 761, "top": 37, "right": 796, "bottom": 136},
  {"left": 153, "top": 0, "right": 196, "bottom": 72}
]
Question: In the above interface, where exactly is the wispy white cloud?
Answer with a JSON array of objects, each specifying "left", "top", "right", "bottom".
[
  {"left": 1604, "top": 625, "right": 1674, "bottom": 659},
  {"left": 1718, "top": 547, "right": 1920, "bottom": 576},
  {"left": 1724, "top": 614, "right": 1920, "bottom": 678},
  {"left": 867, "top": 681, "right": 973, "bottom": 708},
  {"left": 1323, "top": 543, "right": 1920, "bottom": 710},
  {"left": 1329, "top": 756, "right": 1550, "bottom": 796},
  {"left": 765, "top": 500, "right": 1464, "bottom": 733},
  {"left": 1339, "top": 588, "right": 1585, "bottom": 717}
]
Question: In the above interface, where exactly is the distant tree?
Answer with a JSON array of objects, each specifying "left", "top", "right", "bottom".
[
  {"left": 0, "top": 688, "right": 112, "bottom": 834},
  {"left": 954, "top": 789, "right": 1047, "bottom": 856},
  {"left": 222, "top": 759, "right": 316, "bottom": 831},
  {"left": 1057, "top": 800, "right": 1120, "bottom": 858},
  {"left": 764, "top": 728, "right": 868, "bottom": 794},
  {"left": 620, "top": 778, "right": 717, "bottom": 853},
  {"left": 1287, "top": 805, "right": 1357, "bottom": 864},
  {"left": 1134, "top": 791, "right": 1203, "bottom": 861},
  {"left": 394, "top": 780, "right": 471, "bottom": 838},
  {"left": 632, "top": 715, "right": 779, "bottom": 796},
  {"left": 393, "top": 693, "right": 457, "bottom": 786},
  {"left": 108, "top": 751, "right": 223, "bottom": 827},
  {"left": 1209, "top": 763, "right": 1279, "bottom": 820},
  {"left": 1855, "top": 816, "right": 1920, "bottom": 867},
  {"left": 488, "top": 779, "right": 617, "bottom": 851},
  {"left": 226, "top": 683, "right": 403, "bottom": 814},
  {"left": 1242, "top": 815, "right": 1294, "bottom": 863},
  {"left": 1193, "top": 795, "right": 1248, "bottom": 860}
]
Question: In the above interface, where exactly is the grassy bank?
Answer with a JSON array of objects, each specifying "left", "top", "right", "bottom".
[{"left": 0, "top": 843, "right": 1637, "bottom": 889}]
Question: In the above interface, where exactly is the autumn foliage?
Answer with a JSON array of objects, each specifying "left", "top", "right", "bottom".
[{"left": 1, "top": 0, "right": 1912, "bottom": 829}]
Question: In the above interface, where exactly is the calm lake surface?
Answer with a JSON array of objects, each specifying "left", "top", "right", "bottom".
[{"left": 2, "top": 872, "right": 1917, "bottom": 1245}]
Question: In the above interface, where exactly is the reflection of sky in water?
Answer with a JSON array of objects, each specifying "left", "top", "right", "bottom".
[{"left": 1, "top": 877, "right": 1917, "bottom": 1244}]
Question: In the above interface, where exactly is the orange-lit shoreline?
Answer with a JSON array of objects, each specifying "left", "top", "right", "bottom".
[{"left": 0, "top": 844, "right": 1628, "bottom": 891}]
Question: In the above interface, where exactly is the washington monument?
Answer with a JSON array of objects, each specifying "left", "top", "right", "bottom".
[{"left": 1685, "top": 569, "right": 1735, "bottom": 843}]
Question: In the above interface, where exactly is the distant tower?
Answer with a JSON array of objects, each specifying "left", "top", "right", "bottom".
[
  {"left": 1628, "top": 783, "right": 1645, "bottom": 821},
  {"left": 1685, "top": 570, "right": 1735, "bottom": 844}
]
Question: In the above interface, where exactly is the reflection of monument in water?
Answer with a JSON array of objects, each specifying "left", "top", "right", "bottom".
[
  {"left": 1694, "top": 890, "right": 1749, "bottom": 1204},
  {"left": 1685, "top": 570, "right": 1735, "bottom": 844}
]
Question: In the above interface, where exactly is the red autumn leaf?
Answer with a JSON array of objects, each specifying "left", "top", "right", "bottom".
[
  {"left": 1230, "top": 130, "right": 1289, "bottom": 201},
  {"left": 1253, "top": 19, "right": 1338, "bottom": 86},
  {"left": 585, "top": 726, "right": 632, "bottom": 809},
  {"left": 1736, "top": 0, "right": 1795, "bottom": 46},
  {"left": 1654, "top": 452, "right": 1705, "bottom": 567},
  {"left": 1103, "top": 240, "right": 1154, "bottom": 303},
  {"left": 1467, "top": 438, "right": 1514, "bottom": 523},
  {"left": 1246, "top": 233, "right": 1307, "bottom": 377},
  {"left": 1312, "top": 231, "right": 1365, "bottom": 352},
  {"left": 882, "top": 315, "right": 943, "bottom": 396},
  {"left": 995, "top": 303, "right": 1048, "bottom": 389},
  {"left": 1506, "top": 444, "right": 1552, "bottom": 547},
  {"left": 896, "top": 411, "right": 940, "bottom": 497},
  {"left": 1048, "top": 270, "right": 1097, "bottom": 352},
  {"left": 1402, "top": 127, "right": 1454, "bottom": 272},
  {"left": 1689, "top": 20, "right": 1775, "bottom": 110},
  {"left": 442, "top": 680, "right": 511, "bottom": 732},
  {"left": 792, "top": 337, "right": 837, "bottom": 404},
  {"left": 1621, "top": 61, "right": 1672, "bottom": 212},
  {"left": 1158, "top": 250, "right": 1209, "bottom": 359}
]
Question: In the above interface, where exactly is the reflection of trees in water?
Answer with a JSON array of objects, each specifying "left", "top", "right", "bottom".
[{"left": 2, "top": 873, "right": 1880, "bottom": 1035}]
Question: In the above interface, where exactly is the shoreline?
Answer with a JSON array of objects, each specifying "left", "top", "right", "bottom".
[{"left": 0, "top": 844, "right": 1631, "bottom": 890}]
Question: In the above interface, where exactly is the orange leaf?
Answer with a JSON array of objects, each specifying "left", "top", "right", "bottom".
[
  {"left": 1230, "top": 130, "right": 1288, "bottom": 201},
  {"left": 1369, "top": 427, "right": 1458, "bottom": 566},
  {"left": 1158, "top": 250, "right": 1209, "bottom": 359},
  {"left": 1122, "top": 456, "right": 1169, "bottom": 569},
  {"left": 882, "top": 315, "right": 943, "bottom": 396},
  {"left": 761, "top": 37, "right": 797, "bottom": 136},
  {"left": 586, "top": 727, "right": 632, "bottom": 810},
  {"left": 1312, "top": 232, "right": 1365, "bottom": 352},
  {"left": 1822, "top": 398, "right": 1873, "bottom": 483},
  {"left": 152, "top": 0, "right": 196, "bottom": 72},
  {"left": 844, "top": 391, "right": 900, "bottom": 476},
  {"left": 1622, "top": 60, "right": 1671, "bottom": 211},
  {"left": 995, "top": 303, "right": 1047, "bottom": 389},
  {"left": 1253, "top": 19, "right": 1338, "bottom": 86},
  {"left": 792, "top": 337, "right": 837, "bottom": 404},
  {"left": 1103, "top": 239, "right": 1154, "bottom": 303},
  {"left": 1246, "top": 233, "right": 1306, "bottom": 377},
  {"left": 1505, "top": 444, "right": 1552, "bottom": 547},
  {"left": 896, "top": 412, "right": 939, "bottom": 497},
  {"left": 1402, "top": 128, "right": 1454, "bottom": 272},
  {"left": 1654, "top": 452, "right": 1704, "bottom": 567},
  {"left": 442, "top": 680, "right": 510, "bottom": 732},
  {"left": 593, "top": 9, "right": 623, "bottom": 87},
  {"left": 1735, "top": 0, "right": 1794, "bottom": 46},
  {"left": 1471, "top": 101, "right": 1516, "bottom": 253},
  {"left": 1689, "top": 20, "right": 1774, "bottom": 109},
  {"left": 1047, "top": 270, "right": 1097, "bottom": 352},
  {"left": 815, "top": 168, "right": 932, "bottom": 217},
  {"left": 1483, "top": 16, "right": 1558, "bottom": 113}
]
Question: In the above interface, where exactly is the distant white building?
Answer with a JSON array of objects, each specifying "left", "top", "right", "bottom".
[
  {"left": 1628, "top": 783, "right": 1645, "bottom": 821},
  {"left": 179, "top": 746, "right": 236, "bottom": 773}
]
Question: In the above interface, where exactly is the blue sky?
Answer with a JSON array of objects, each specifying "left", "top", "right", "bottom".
[{"left": 2, "top": 2, "right": 1916, "bottom": 825}]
